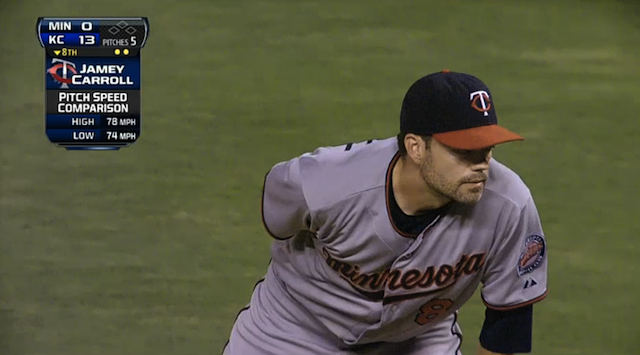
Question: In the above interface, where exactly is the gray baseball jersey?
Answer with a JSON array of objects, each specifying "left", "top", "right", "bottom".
[{"left": 260, "top": 136, "right": 548, "bottom": 346}]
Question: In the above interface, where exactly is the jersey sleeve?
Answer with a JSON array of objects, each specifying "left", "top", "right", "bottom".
[
  {"left": 481, "top": 195, "right": 548, "bottom": 310},
  {"left": 261, "top": 157, "right": 313, "bottom": 240}
]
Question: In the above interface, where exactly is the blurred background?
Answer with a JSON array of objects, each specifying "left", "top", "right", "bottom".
[{"left": 1, "top": 1, "right": 638, "bottom": 354}]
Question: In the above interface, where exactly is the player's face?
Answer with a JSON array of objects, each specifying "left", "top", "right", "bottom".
[{"left": 420, "top": 139, "right": 493, "bottom": 205}]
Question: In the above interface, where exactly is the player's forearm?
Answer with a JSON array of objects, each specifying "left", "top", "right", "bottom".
[{"left": 476, "top": 343, "right": 513, "bottom": 355}]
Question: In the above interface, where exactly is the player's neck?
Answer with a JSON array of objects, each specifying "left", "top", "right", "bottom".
[{"left": 392, "top": 156, "right": 451, "bottom": 214}]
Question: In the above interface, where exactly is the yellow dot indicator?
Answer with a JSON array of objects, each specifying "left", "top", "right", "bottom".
[
  {"left": 114, "top": 49, "right": 121, "bottom": 55},
  {"left": 123, "top": 49, "right": 130, "bottom": 55}
]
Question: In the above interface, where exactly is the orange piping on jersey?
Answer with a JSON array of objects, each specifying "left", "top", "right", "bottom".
[
  {"left": 261, "top": 170, "right": 293, "bottom": 241},
  {"left": 481, "top": 289, "right": 549, "bottom": 311},
  {"left": 385, "top": 152, "right": 420, "bottom": 239}
]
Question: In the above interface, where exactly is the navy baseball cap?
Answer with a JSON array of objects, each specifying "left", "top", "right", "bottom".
[{"left": 400, "top": 70, "right": 524, "bottom": 150}]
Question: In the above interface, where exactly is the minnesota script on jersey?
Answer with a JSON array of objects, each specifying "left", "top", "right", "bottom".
[{"left": 261, "top": 137, "right": 548, "bottom": 345}]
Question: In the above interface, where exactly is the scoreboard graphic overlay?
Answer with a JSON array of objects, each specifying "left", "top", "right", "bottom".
[{"left": 37, "top": 17, "right": 150, "bottom": 150}]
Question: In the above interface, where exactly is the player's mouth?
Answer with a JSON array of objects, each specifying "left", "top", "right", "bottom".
[
  {"left": 463, "top": 178, "right": 486, "bottom": 189},
  {"left": 463, "top": 174, "right": 487, "bottom": 184},
  {"left": 464, "top": 178, "right": 486, "bottom": 184}
]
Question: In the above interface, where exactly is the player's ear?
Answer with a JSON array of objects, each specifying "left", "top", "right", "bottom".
[{"left": 404, "top": 133, "right": 426, "bottom": 163}]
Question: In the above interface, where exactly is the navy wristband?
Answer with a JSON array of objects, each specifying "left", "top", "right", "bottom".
[{"left": 479, "top": 304, "right": 533, "bottom": 353}]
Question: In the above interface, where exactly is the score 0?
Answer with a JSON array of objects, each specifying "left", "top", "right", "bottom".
[{"left": 79, "top": 21, "right": 96, "bottom": 45}]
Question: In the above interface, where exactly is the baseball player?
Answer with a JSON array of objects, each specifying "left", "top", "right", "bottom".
[{"left": 222, "top": 70, "right": 548, "bottom": 355}]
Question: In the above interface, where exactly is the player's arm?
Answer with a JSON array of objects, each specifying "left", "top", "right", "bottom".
[
  {"left": 479, "top": 195, "right": 548, "bottom": 354},
  {"left": 261, "top": 156, "right": 313, "bottom": 240}
]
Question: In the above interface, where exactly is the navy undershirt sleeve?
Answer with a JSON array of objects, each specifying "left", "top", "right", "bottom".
[{"left": 479, "top": 305, "right": 533, "bottom": 354}]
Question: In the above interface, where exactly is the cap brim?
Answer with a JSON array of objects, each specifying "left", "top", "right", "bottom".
[{"left": 433, "top": 124, "right": 524, "bottom": 150}]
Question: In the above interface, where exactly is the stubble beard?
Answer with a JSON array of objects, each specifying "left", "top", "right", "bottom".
[{"left": 420, "top": 158, "right": 484, "bottom": 206}]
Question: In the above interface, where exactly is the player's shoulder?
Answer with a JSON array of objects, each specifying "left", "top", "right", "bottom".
[
  {"left": 300, "top": 136, "right": 396, "bottom": 165},
  {"left": 482, "top": 159, "right": 534, "bottom": 210},
  {"left": 296, "top": 137, "right": 398, "bottom": 209}
]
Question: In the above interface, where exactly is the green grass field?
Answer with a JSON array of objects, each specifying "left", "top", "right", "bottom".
[{"left": 1, "top": 1, "right": 639, "bottom": 354}]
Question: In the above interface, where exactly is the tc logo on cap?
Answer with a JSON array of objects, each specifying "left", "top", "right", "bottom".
[{"left": 470, "top": 90, "right": 491, "bottom": 117}]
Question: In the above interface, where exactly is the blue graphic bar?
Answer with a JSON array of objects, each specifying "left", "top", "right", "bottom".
[
  {"left": 47, "top": 115, "right": 101, "bottom": 128},
  {"left": 46, "top": 129, "right": 140, "bottom": 143},
  {"left": 46, "top": 115, "right": 140, "bottom": 129},
  {"left": 40, "top": 33, "right": 100, "bottom": 47},
  {"left": 47, "top": 129, "right": 102, "bottom": 142}
]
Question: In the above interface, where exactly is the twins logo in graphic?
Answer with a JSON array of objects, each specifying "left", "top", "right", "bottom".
[{"left": 47, "top": 58, "right": 77, "bottom": 89}]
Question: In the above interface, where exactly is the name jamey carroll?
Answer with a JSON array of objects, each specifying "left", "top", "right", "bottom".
[
  {"left": 63, "top": 65, "right": 134, "bottom": 86},
  {"left": 58, "top": 92, "right": 128, "bottom": 103}
]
